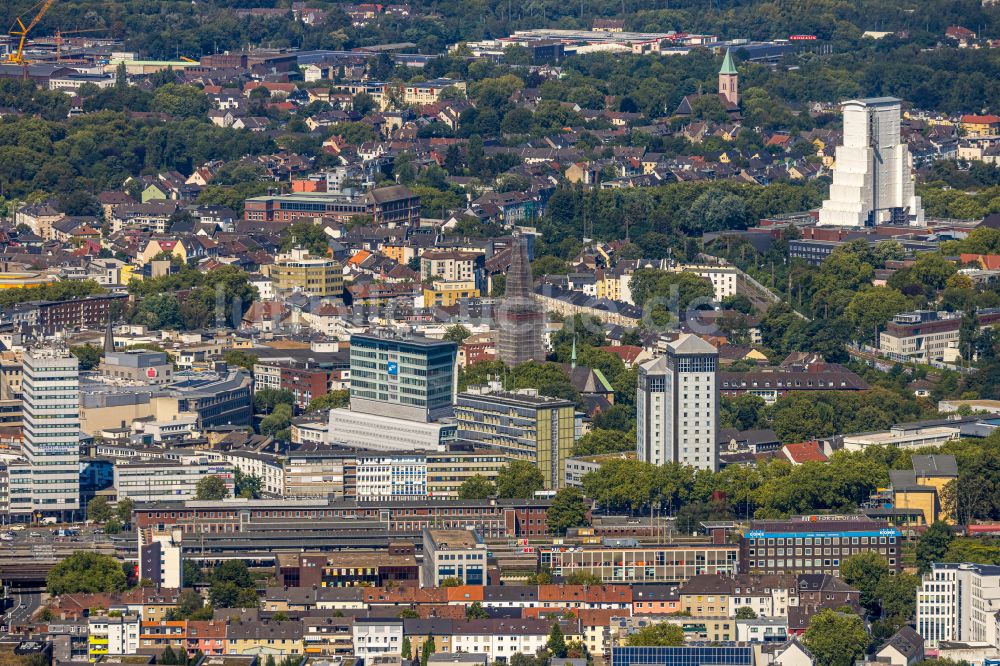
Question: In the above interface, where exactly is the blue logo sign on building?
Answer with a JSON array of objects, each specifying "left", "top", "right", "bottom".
[{"left": 387, "top": 361, "right": 399, "bottom": 376}]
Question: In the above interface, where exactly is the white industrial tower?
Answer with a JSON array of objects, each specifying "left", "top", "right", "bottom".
[{"left": 819, "top": 97, "right": 925, "bottom": 227}]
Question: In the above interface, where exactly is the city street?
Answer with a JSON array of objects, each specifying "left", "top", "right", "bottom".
[{"left": 1, "top": 592, "right": 42, "bottom": 632}]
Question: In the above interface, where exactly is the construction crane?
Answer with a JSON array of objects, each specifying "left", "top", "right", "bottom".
[{"left": 7, "top": 0, "right": 57, "bottom": 65}]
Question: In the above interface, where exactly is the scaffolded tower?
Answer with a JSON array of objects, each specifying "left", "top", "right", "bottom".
[{"left": 496, "top": 236, "right": 546, "bottom": 366}]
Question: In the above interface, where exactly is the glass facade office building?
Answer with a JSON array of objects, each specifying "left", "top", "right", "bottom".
[{"left": 349, "top": 333, "right": 457, "bottom": 422}]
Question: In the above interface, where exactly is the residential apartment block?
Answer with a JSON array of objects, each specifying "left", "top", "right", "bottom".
[
  {"left": 637, "top": 334, "right": 719, "bottom": 471},
  {"left": 271, "top": 247, "right": 344, "bottom": 297},
  {"left": 22, "top": 344, "right": 80, "bottom": 517}
]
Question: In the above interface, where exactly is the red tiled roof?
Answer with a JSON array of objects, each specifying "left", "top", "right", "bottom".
[
  {"left": 598, "top": 345, "right": 645, "bottom": 364},
  {"left": 961, "top": 114, "right": 1000, "bottom": 125},
  {"left": 782, "top": 441, "right": 828, "bottom": 463}
]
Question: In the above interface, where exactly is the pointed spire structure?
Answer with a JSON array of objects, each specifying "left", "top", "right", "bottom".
[
  {"left": 718, "top": 48, "right": 739, "bottom": 107},
  {"left": 719, "top": 48, "right": 738, "bottom": 75},
  {"left": 103, "top": 316, "right": 115, "bottom": 355},
  {"left": 497, "top": 236, "right": 546, "bottom": 366},
  {"left": 571, "top": 335, "right": 577, "bottom": 370}
]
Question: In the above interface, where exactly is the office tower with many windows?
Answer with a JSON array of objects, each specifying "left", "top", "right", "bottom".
[
  {"left": 637, "top": 334, "right": 718, "bottom": 471},
  {"left": 349, "top": 333, "right": 457, "bottom": 422},
  {"left": 23, "top": 344, "right": 80, "bottom": 517}
]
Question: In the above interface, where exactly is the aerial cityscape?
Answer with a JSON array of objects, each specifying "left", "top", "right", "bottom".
[{"left": 3, "top": 1, "right": 1000, "bottom": 665}]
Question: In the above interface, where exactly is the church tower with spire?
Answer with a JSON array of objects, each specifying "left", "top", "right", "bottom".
[
  {"left": 718, "top": 48, "right": 739, "bottom": 107},
  {"left": 103, "top": 316, "right": 115, "bottom": 355},
  {"left": 496, "top": 236, "right": 545, "bottom": 366}
]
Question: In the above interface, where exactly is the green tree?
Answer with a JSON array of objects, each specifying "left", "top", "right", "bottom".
[
  {"left": 195, "top": 475, "right": 229, "bottom": 501},
  {"left": 280, "top": 221, "right": 330, "bottom": 255},
  {"left": 420, "top": 636, "right": 436, "bottom": 666},
  {"left": 565, "top": 571, "right": 603, "bottom": 585},
  {"left": 465, "top": 601, "right": 489, "bottom": 619},
  {"left": 224, "top": 350, "right": 259, "bottom": 371},
  {"left": 306, "top": 390, "right": 350, "bottom": 413},
  {"left": 439, "top": 577, "right": 462, "bottom": 587},
  {"left": 234, "top": 469, "right": 263, "bottom": 499},
  {"left": 803, "top": 609, "right": 868, "bottom": 666},
  {"left": 70, "top": 344, "right": 102, "bottom": 370},
  {"left": 845, "top": 287, "right": 910, "bottom": 343},
  {"left": 47, "top": 552, "right": 128, "bottom": 595},
  {"left": 87, "top": 496, "right": 113, "bottom": 523},
  {"left": 116, "top": 498, "right": 135, "bottom": 526},
  {"left": 260, "top": 403, "right": 293, "bottom": 439},
  {"left": 161, "top": 646, "right": 179, "bottom": 665},
  {"left": 209, "top": 581, "right": 239, "bottom": 608},
  {"left": 531, "top": 255, "right": 570, "bottom": 276},
  {"left": 626, "top": 622, "right": 685, "bottom": 646},
  {"left": 401, "top": 637, "right": 412, "bottom": 660},
  {"left": 254, "top": 388, "right": 294, "bottom": 414},
  {"left": 876, "top": 571, "right": 920, "bottom": 628},
  {"left": 150, "top": 84, "right": 211, "bottom": 118},
  {"left": 527, "top": 569, "right": 553, "bottom": 585},
  {"left": 398, "top": 609, "right": 420, "bottom": 619},
  {"left": 105, "top": 518, "right": 122, "bottom": 534},
  {"left": 734, "top": 606, "right": 758, "bottom": 619},
  {"left": 581, "top": 458, "right": 661, "bottom": 514},
  {"left": 458, "top": 475, "right": 496, "bottom": 499},
  {"left": 547, "top": 487, "right": 589, "bottom": 535},
  {"left": 214, "top": 561, "right": 254, "bottom": 588},
  {"left": 571, "top": 428, "right": 634, "bottom": 456},
  {"left": 840, "top": 552, "right": 889, "bottom": 613},
  {"left": 171, "top": 589, "right": 206, "bottom": 619},
  {"left": 628, "top": 269, "right": 716, "bottom": 325},
  {"left": 911, "top": 252, "right": 957, "bottom": 292},
  {"left": 547, "top": 623, "right": 568, "bottom": 658},
  {"left": 686, "top": 189, "right": 748, "bottom": 232},
  {"left": 495, "top": 460, "right": 545, "bottom": 498},
  {"left": 443, "top": 324, "right": 472, "bottom": 343},
  {"left": 916, "top": 521, "right": 954, "bottom": 574},
  {"left": 720, "top": 394, "right": 767, "bottom": 431},
  {"left": 591, "top": 404, "right": 636, "bottom": 432}
]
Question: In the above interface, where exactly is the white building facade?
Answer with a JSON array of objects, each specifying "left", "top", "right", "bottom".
[
  {"left": 351, "top": 619, "right": 403, "bottom": 659},
  {"left": 819, "top": 97, "right": 924, "bottom": 227},
  {"left": 88, "top": 614, "right": 141, "bottom": 660},
  {"left": 637, "top": 334, "right": 719, "bottom": 470},
  {"left": 23, "top": 345, "right": 81, "bottom": 517},
  {"left": 678, "top": 265, "right": 738, "bottom": 302},
  {"left": 355, "top": 453, "right": 427, "bottom": 501},
  {"left": 114, "top": 457, "right": 235, "bottom": 502},
  {"left": 917, "top": 563, "right": 1000, "bottom": 647}
]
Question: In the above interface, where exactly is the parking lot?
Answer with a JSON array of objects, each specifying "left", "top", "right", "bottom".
[{"left": 0, "top": 524, "right": 117, "bottom": 561}]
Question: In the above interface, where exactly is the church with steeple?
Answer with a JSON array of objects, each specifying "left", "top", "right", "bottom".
[
  {"left": 718, "top": 48, "right": 739, "bottom": 106},
  {"left": 674, "top": 48, "right": 741, "bottom": 118}
]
